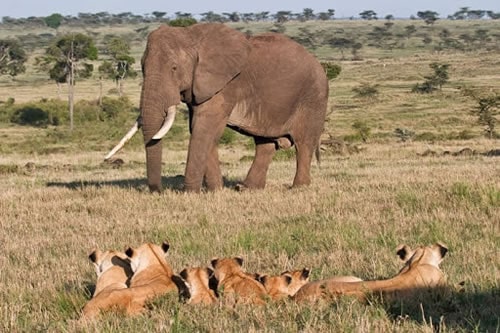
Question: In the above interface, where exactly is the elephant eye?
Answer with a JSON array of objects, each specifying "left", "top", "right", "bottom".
[{"left": 172, "top": 65, "right": 177, "bottom": 71}]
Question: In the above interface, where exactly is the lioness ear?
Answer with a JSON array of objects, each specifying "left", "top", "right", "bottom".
[
  {"left": 396, "top": 244, "right": 412, "bottom": 261},
  {"left": 161, "top": 241, "right": 170, "bottom": 253},
  {"left": 206, "top": 267, "right": 214, "bottom": 277},
  {"left": 235, "top": 257, "right": 244, "bottom": 266},
  {"left": 125, "top": 247, "right": 134, "bottom": 258},
  {"left": 301, "top": 268, "right": 311, "bottom": 279},
  {"left": 88, "top": 249, "right": 99, "bottom": 263},
  {"left": 436, "top": 242, "right": 448, "bottom": 258},
  {"left": 211, "top": 258, "right": 219, "bottom": 268},
  {"left": 179, "top": 268, "right": 188, "bottom": 280},
  {"left": 284, "top": 275, "right": 293, "bottom": 285}
]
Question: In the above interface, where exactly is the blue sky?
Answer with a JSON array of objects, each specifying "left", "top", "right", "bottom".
[{"left": 2, "top": 0, "right": 499, "bottom": 19}]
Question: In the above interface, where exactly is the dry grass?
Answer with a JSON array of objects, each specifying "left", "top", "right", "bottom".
[{"left": 0, "top": 19, "right": 499, "bottom": 332}]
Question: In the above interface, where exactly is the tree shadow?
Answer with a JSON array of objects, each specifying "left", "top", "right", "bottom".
[
  {"left": 46, "top": 175, "right": 241, "bottom": 192},
  {"left": 380, "top": 286, "right": 499, "bottom": 331}
]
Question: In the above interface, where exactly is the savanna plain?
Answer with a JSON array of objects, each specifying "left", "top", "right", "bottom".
[{"left": 0, "top": 18, "right": 499, "bottom": 332}]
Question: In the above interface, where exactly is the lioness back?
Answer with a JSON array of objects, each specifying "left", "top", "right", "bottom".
[{"left": 294, "top": 243, "right": 448, "bottom": 303}]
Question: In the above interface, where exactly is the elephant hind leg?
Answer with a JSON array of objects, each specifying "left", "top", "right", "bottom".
[
  {"left": 292, "top": 140, "right": 316, "bottom": 187},
  {"left": 240, "top": 137, "right": 276, "bottom": 189}
]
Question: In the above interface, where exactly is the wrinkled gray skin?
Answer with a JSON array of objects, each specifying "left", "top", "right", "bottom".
[{"left": 140, "top": 23, "right": 328, "bottom": 192}]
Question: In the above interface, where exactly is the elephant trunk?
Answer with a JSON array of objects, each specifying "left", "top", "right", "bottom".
[{"left": 140, "top": 90, "right": 165, "bottom": 192}]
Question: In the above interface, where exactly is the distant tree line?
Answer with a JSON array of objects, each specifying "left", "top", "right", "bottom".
[{"left": 2, "top": 7, "right": 500, "bottom": 27}]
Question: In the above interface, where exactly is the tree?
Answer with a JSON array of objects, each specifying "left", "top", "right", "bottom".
[
  {"left": 412, "top": 63, "right": 450, "bottom": 93},
  {"left": 486, "top": 11, "right": 500, "bottom": 19},
  {"left": 329, "top": 37, "right": 354, "bottom": 59},
  {"left": 200, "top": 11, "right": 226, "bottom": 22},
  {"left": 151, "top": 11, "right": 167, "bottom": 20},
  {"left": 37, "top": 34, "right": 97, "bottom": 130},
  {"left": 450, "top": 7, "right": 469, "bottom": 20},
  {"left": 417, "top": 11, "right": 439, "bottom": 25},
  {"left": 222, "top": 12, "right": 240, "bottom": 22},
  {"left": 0, "top": 39, "right": 27, "bottom": 77},
  {"left": 463, "top": 88, "right": 500, "bottom": 138},
  {"left": 274, "top": 11, "right": 292, "bottom": 23},
  {"left": 169, "top": 13, "right": 197, "bottom": 27},
  {"left": 44, "top": 13, "right": 64, "bottom": 30},
  {"left": 302, "top": 8, "right": 315, "bottom": 21},
  {"left": 359, "top": 10, "right": 378, "bottom": 20},
  {"left": 317, "top": 9, "right": 335, "bottom": 20},
  {"left": 404, "top": 25, "right": 417, "bottom": 39},
  {"left": 98, "top": 36, "right": 137, "bottom": 99}
]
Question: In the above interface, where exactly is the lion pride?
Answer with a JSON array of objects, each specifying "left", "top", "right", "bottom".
[
  {"left": 294, "top": 242, "right": 448, "bottom": 303},
  {"left": 82, "top": 241, "right": 180, "bottom": 318}
]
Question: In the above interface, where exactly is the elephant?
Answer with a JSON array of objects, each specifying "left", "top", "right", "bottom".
[{"left": 105, "top": 23, "right": 329, "bottom": 193}]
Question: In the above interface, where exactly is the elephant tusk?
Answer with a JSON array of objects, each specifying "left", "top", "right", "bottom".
[
  {"left": 104, "top": 121, "right": 140, "bottom": 160},
  {"left": 152, "top": 106, "right": 177, "bottom": 140}
]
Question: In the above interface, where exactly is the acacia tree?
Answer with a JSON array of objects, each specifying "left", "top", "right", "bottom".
[
  {"left": 37, "top": 34, "right": 97, "bottom": 130},
  {"left": 417, "top": 11, "right": 439, "bottom": 25},
  {"left": 98, "top": 36, "right": 137, "bottom": 100},
  {"left": 0, "top": 39, "right": 27, "bottom": 77},
  {"left": 359, "top": 10, "right": 378, "bottom": 20}
]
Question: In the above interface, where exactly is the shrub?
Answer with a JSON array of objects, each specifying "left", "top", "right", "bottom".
[
  {"left": 100, "top": 96, "right": 134, "bottom": 120},
  {"left": 321, "top": 62, "right": 342, "bottom": 80},
  {"left": 9, "top": 99, "right": 67, "bottom": 127},
  {"left": 352, "top": 120, "right": 371, "bottom": 142},
  {"left": 352, "top": 83, "right": 379, "bottom": 99},
  {"left": 394, "top": 128, "right": 415, "bottom": 142},
  {"left": 219, "top": 128, "right": 237, "bottom": 145}
]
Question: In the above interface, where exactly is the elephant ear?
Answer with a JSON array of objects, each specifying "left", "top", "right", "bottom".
[{"left": 191, "top": 23, "right": 251, "bottom": 104}]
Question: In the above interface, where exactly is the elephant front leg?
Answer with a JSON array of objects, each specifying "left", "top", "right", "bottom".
[
  {"left": 204, "top": 143, "right": 223, "bottom": 191},
  {"left": 184, "top": 106, "right": 228, "bottom": 192},
  {"left": 240, "top": 137, "right": 276, "bottom": 190}
]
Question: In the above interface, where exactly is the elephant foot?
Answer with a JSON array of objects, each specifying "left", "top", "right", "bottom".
[{"left": 235, "top": 181, "right": 266, "bottom": 191}]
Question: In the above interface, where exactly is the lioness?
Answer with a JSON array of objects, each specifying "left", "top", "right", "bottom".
[
  {"left": 294, "top": 242, "right": 448, "bottom": 303},
  {"left": 82, "top": 241, "right": 179, "bottom": 318},
  {"left": 88, "top": 248, "right": 133, "bottom": 297},
  {"left": 211, "top": 257, "right": 267, "bottom": 305},
  {"left": 179, "top": 267, "right": 218, "bottom": 305},
  {"left": 258, "top": 268, "right": 311, "bottom": 300}
]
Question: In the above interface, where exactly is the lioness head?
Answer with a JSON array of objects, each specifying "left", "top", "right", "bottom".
[
  {"left": 257, "top": 268, "right": 310, "bottom": 300},
  {"left": 396, "top": 242, "right": 448, "bottom": 273},
  {"left": 88, "top": 248, "right": 131, "bottom": 278},
  {"left": 179, "top": 267, "right": 219, "bottom": 303},
  {"left": 211, "top": 257, "right": 244, "bottom": 281},
  {"left": 125, "top": 241, "right": 171, "bottom": 274}
]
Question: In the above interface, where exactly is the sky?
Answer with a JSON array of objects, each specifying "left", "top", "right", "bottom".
[{"left": 2, "top": 0, "right": 499, "bottom": 19}]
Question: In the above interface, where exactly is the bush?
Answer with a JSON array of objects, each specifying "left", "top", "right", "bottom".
[
  {"left": 321, "top": 62, "right": 342, "bottom": 80},
  {"left": 219, "top": 128, "right": 237, "bottom": 145},
  {"left": 9, "top": 99, "right": 67, "bottom": 127},
  {"left": 352, "top": 120, "right": 371, "bottom": 142},
  {"left": 101, "top": 96, "right": 134, "bottom": 120},
  {"left": 352, "top": 83, "right": 379, "bottom": 99}
]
